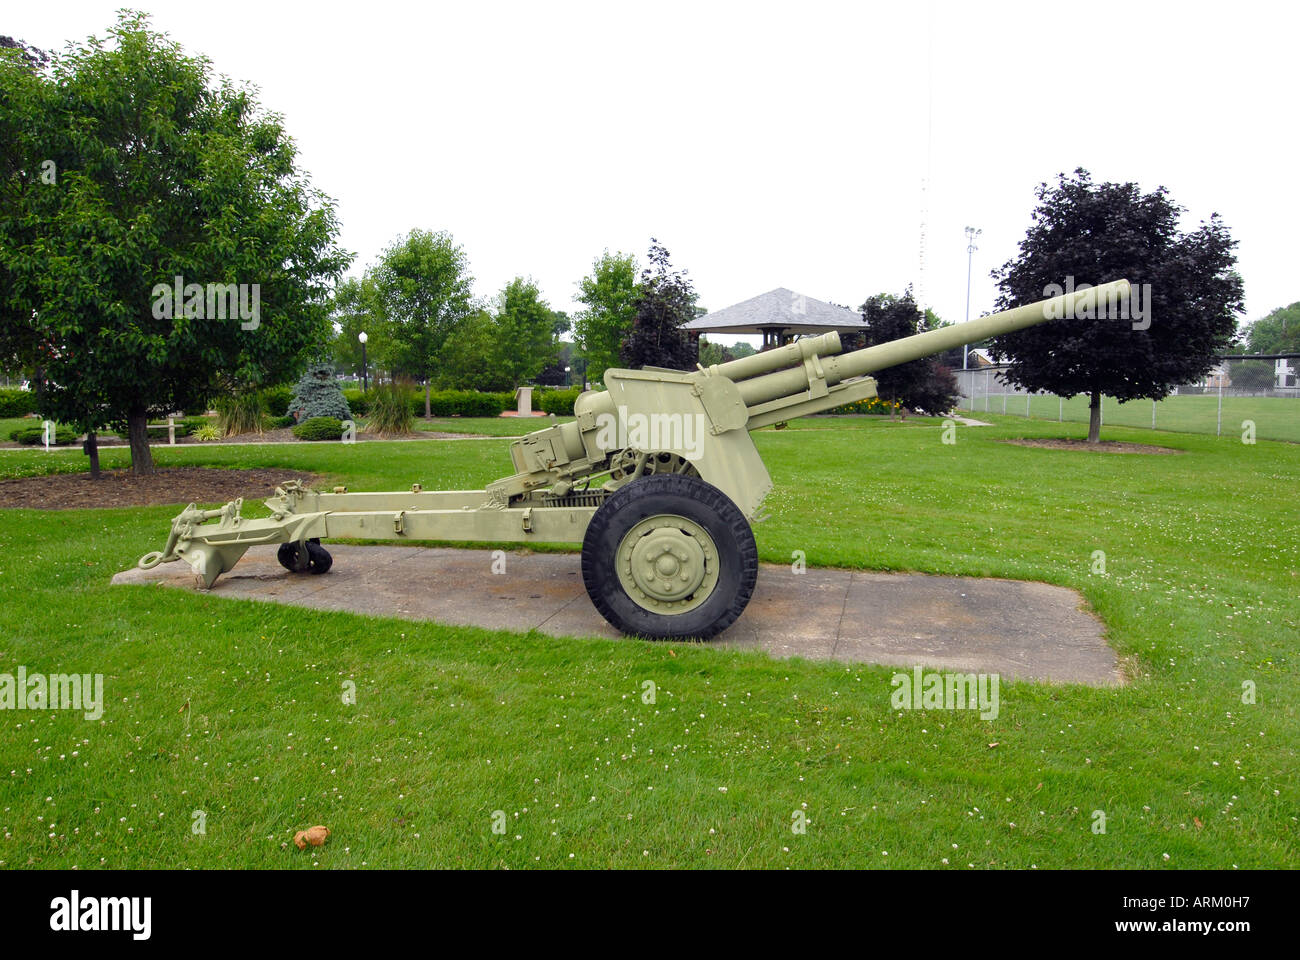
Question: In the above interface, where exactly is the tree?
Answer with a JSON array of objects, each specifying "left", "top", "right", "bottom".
[
  {"left": 492, "top": 277, "right": 561, "bottom": 387},
  {"left": 697, "top": 338, "right": 759, "bottom": 366},
  {"left": 990, "top": 169, "right": 1244, "bottom": 442},
  {"left": 435, "top": 280, "right": 565, "bottom": 392},
  {"left": 0, "top": 13, "right": 347, "bottom": 474},
  {"left": 619, "top": 240, "right": 697, "bottom": 371},
  {"left": 852, "top": 292, "right": 958, "bottom": 416},
  {"left": 436, "top": 309, "right": 512, "bottom": 392},
  {"left": 287, "top": 363, "right": 351, "bottom": 422},
  {"left": 698, "top": 337, "right": 736, "bottom": 367},
  {"left": 0, "top": 35, "right": 49, "bottom": 71},
  {"left": 370, "top": 229, "right": 474, "bottom": 417},
  {"left": 1231, "top": 359, "right": 1276, "bottom": 394},
  {"left": 1244, "top": 303, "right": 1300, "bottom": 355},
  {"left": 573, "top": 250, "right": 638, "bottom": 383},
  {"left": 329, "top": 276, "right": 384, "bottom": 380},
  {"left": 535, "top": 340, "right": 573, "bottom": 387}
]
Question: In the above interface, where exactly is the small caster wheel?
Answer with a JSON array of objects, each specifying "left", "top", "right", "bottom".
[
  {"left": 277, "top": 542, "right": 308, "bottom": 572},
  {"left": 277, "top": 540, "right": 331, "bottom": 574},
  {"left": 305, "top": 540, "right": 332, "bottom": 574}
]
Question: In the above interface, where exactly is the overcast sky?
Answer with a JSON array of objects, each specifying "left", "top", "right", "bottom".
[{"left": 8, "top": 0, "right": 1298, "bottom": 337}]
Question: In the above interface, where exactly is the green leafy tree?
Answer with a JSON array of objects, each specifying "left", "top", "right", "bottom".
[
  {"left": 0, "top": 13, "right": 347, "bottom": 474},
  {"left": 436, "top": 309, "right": 514, "bottom": 392},
  {"left": 492, "top": 277, "right": 561, "bottom": 386},
  {"left": 436, "top": 279, "right": 566, "bottom": 392},
  {"left": 1244, "top": 303, "right": 1300, "bottom": 355},
  {"left": 697, "top": 336, "right": 760, "bottom": 366},
  {"left": 370, "top": 229, "right": 474, "bottom": 417},
  {"left": 574, "top": 250, "right": 638, "bottom": 383},
  {"left": 990, "top": 169, "right": 1244, "bottom": 442},
  {"left": 619, "top": 240, "right": 697, "bottom": 371},
  {"left": 853, "top": 292, "right": 958, "bottom": 416},
  {"left": 0, "top": 35, "right": 48, "bottom": 70},
  {"left": 330, "top": 276, "right": 385, "bottom": 381},
  {"left": 698, "top": 337, "right": 736, "bottom": 367},
  {"left": 1231, "top": 359, "right": 1276, "bottom": 394},
  {"left": 535, "top": 340, "right": 575, "bottom": 386}
]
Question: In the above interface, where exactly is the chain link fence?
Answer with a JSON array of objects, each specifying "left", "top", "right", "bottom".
[{"left": 955, "top": 358, "right": 1300, "bottom": 442}]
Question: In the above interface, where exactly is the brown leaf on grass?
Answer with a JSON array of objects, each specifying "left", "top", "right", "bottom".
[
  {"left": 1193, "top": 817, "right": 1203, "bottom": 830},
  {"left": 293, "top": 825, "right": 330, "bottom": 850}
]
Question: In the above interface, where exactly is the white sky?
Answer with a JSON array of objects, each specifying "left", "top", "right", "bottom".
[{"left": 8, "top": 0, "right": 1298, "bottom": 338}]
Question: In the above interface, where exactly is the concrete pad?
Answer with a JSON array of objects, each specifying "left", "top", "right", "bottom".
[{"left": 113, "top": 545, "right": 1121, "bottom": 686}]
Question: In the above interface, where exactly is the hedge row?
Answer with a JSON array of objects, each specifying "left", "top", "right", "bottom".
[
  {"left": 338, "top": 388, "right": 580, "bottom": 419},
  {"left": 342, "top": 389, "right": 516, "bottom": 419},
  {"left": 414, "top": 390, "right": 513, "bottom": 418},
  {"left": 0, "top": 388, "right": 38, "bottom": 418},
  {"left": 9, "top": 424, "right": 77, "bottom": 446},
  {"left": 538, "top": 387, "right": 581, "bottom": 416},
  {"left": 341, "top": 388, "right": 369, "bottom": 417}
]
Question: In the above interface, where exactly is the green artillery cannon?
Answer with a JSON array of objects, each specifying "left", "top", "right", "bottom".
[{"left": 139, "top": 279, "right": 1131, "bottom": 639}]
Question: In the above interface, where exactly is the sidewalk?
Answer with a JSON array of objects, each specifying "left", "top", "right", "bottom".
[{"left": 113, "top": 545, "right": 1121, "bottom": 686}]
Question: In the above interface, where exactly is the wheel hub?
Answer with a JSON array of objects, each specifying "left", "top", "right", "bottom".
[{"left": 617, "top": 514, "right": 719, "bottom": 613}]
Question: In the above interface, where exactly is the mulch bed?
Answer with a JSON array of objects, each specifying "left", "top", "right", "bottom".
[
  {"left": 52, "top": 426, "right": 484, "bottom": 447},
  {"left": 1, "top": 424, "right": 490, "bottom": 449},
  {"left": 0, "top": 467, "right": 320, "bottom": 510},
  {"left": 1000, "top": 438, "right": 1182, "bottom": 455}
]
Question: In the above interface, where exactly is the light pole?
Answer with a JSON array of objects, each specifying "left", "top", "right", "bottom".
[
  {"left": 358, "top": 331, "right": 368, "bottom": 392},
  {"left": 962, "top": 226, "right": 981, "bottom": 370}
]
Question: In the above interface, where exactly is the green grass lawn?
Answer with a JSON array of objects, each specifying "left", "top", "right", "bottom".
[
  {"left": 969, "top": 392, "right": 1299, "bottom": 443},
  {"left": 414, "top": 415, "right": 572, "bottom": 436},
  {"left": 0, "top": 418, "right": 1295, "bottom": 868},
  {"left": 0, "top": 416, "right": 71, "bottom": 442}
]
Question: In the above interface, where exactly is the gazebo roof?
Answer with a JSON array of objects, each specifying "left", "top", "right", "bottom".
[{"left": 684, "top": 287, "right": 866, "bottom": 336}]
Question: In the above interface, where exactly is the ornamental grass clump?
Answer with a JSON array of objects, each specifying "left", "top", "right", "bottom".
[{"left": 365, "top": 381, "right": 415, "bottom": 437}]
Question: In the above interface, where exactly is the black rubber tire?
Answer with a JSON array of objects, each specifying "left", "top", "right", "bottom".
[
  {"left": 304, "top": 540, "right": 332, "bottom": 574},
  {"left": 277, "top": 539, "right": 332, "bottom": 574},
  {"left": 277, "top": 541, "right": 308, "bottom": 572},
  {"left": 581, "top": 474, "right": 757, "bottom": 640}
]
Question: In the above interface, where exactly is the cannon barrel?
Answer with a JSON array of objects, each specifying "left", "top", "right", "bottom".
[
  {"left": 501, "top": 278, "right": 1132, "bottom": 494},
  {"left": 734, "top": 279, "right": 1132, "bottom": 408},
  {"left": 704, "top": 331, "right": 843, "bottom": 382}
]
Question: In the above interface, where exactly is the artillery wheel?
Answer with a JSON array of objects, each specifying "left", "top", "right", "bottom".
[
  {"left": 581, "top": 474, "right": 757, "bottom": 639},
  {"left": 277, "top": 538, "right": 332, "bottom": 575}
]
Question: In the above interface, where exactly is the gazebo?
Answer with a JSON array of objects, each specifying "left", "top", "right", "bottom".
[{"left": 684, "top": 287, "right": 867, "bottom": 350}]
